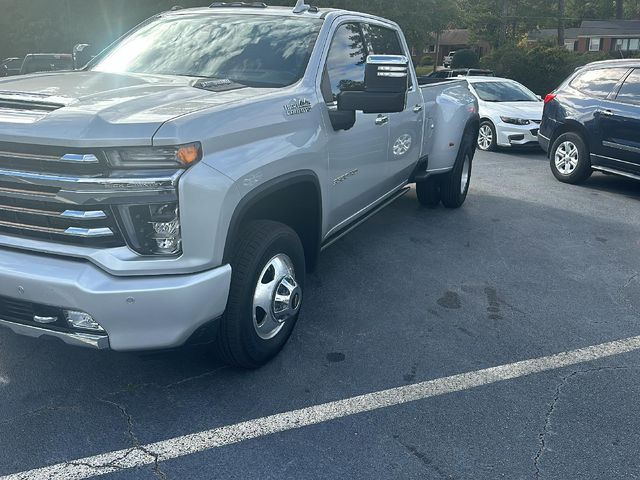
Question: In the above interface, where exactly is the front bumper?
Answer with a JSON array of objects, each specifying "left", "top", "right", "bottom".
[
  {"left": 0, "top": 247, "right": 231, "bottom": 351},
  {"left": 496, "top": 122, "right": 541, "bottom": 147}
]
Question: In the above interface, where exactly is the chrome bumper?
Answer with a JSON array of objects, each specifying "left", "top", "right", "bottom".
[{"left": 0, "top": 318, "right": 110, "bottom": 349}]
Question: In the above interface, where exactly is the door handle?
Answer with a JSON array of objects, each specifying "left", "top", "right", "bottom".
[
  {"left": 413, "top": 105, "right": 423, "bottom": 113},
  {"left": 375, "top": 115, "right": 389, "bottom": 126},
  {"left": 601, "top": 109, "right": 614, "bottom": 116}
]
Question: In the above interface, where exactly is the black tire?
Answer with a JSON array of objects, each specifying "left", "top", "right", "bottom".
[
  {"left": 441, "top": 132, "right": 474, "bottom": 209},
  {"left": 549, "top": 132, "right": 592, "bottom": 184},
  {"left": 477, "top": 120, "right": 497, "bottom": 152},
  {"left": 416, "top": 175, "right": 441, "bottom": 207},
  {"left": 215, "top": 220, "right": 305, "bottom": 369}
]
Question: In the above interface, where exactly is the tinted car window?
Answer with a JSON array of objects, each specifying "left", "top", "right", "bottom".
[
  {"left": 616, "top": 69, "right": 640, "bottom": 105},
  {"left": 362, "top": 24, "right": 403, "bottom": 55},
  {"left": 5, "top": 59, "right": 21, "bottom": 69},
  {"left": 325, "top": 23, "right": 367, "bottom": 101},
  {"left": 472, "top": 81, "right": 539, "bottom": 102},
  {"left": 570, "top": 68, "right": 628, "bottom": 99},
  {"left": 21, "top": 56, "right": 73, "bottom": 74},
  {"left": 93, "top": 15, "right": 323, "bottom": 88}
]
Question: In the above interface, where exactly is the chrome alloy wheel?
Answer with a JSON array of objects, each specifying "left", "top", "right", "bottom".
[
  {"left": 460, "top": 154, "right": 471, "bottom": 194},
  {"left": 554, "top": 141, "right": 579, "bottom": 175},
  {"left": 478, "top": 124, "right": 493, "bottom": 150},
  {"left": 252, "top": 254, "right": 302, "bottom": 340}
]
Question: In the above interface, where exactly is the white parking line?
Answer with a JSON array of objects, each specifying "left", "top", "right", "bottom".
[{"left": 5, "top": 335, "right": 640, "bottom": 480}]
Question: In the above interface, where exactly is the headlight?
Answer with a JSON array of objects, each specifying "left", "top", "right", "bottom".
[
  {"left": 105, "top": 142, "right": 202, "bottom": 169},
  {"left": 500, "top": 117, "right": 530, "bottom": 125},
  {"left": 116, "top": 202, "right": 182, "bottom": 256}
]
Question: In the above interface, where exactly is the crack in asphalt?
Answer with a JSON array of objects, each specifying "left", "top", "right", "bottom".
[
  {"left": 1, "top": 366, "right": 228, "bottom": 429},
  {"left": 99, "top": 398, "right": 167, "bottom": 479},
  {"left": 623, "top": 272, "right": 639, "bottom": 290},
  {"left": 533, "top": 365, "right": 640, "bottom": 479}
]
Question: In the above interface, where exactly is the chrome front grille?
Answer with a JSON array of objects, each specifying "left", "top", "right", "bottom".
[
  {"left": 0, "top": 143, "right": 180, "bottom": 250},
  {"left": 0, "top": 142, "right": 105, "bottom": 176},
  {"left": 0, "top": 192, "right": 124, "bottom": 248}
]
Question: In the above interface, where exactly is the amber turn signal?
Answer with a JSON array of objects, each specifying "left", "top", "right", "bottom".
[{"left": 177, "top": 144, "right": 201, "bottom": 166}]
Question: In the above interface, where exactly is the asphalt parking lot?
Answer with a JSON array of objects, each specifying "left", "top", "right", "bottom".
[{"left": 2, "top": 147, "right": 640, "bottom": 480}]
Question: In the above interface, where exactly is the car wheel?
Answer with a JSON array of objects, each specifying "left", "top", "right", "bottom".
[
  {"left": 416, "top": 175, "right": 441, "bottom": 207},
  {"left": 441, "top": 132, "right": 474, "bottom": 209},
  {"left": 549, "top": 132, "right": 592, "bottom": 184},
  {"left": 215, "top": 220, "right": 305, "bottom": 368},
  {"left": 477, "top": 121, "right": 497, "bottom": 151}
]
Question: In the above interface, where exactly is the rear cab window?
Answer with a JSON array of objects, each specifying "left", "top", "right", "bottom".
[{"left": 569, "top": 67, "right": 629, "bottom": 99}]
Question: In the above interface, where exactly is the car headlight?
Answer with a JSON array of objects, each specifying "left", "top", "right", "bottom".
[
  {"left": 104, "top": 142, "right": 202, "bottom": 169},
  {"left": 500, "top": 117, "right": 531, "bottom": 126}
]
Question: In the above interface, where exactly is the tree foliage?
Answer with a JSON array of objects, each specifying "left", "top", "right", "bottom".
[
  {"left": 0, "top": 0, "right": 461, "bottom": 61},
  {"left": 451, "top": 49, "right": 480, "bottom": 68},
  {"left": 481, "top": 45, "right": 622, "bottom": 94}
]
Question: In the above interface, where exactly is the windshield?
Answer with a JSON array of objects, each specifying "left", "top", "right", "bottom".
[
  {"left": 472, "top": 81, "right": 539, "bottom": 102},
  {"left": 92, "top": 14, "right": 323, "bottom": 88}
]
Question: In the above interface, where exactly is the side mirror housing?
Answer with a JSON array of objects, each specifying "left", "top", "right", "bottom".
[{"left": 338, "top": 55, "right": 409, "bottom": 114}]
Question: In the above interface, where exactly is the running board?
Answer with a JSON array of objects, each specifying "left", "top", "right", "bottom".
[
  {"left": 592, "top": 166, "right": 640, "bottom": 181},
  {"left": 321, "top": 187, "right": 410, "bottom": 251}
]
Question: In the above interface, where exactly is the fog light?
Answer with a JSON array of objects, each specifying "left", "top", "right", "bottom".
[
  {"left": 116, "top": 202, "right": 182, "bottom": 256},
  {"left": 64, "top": 310, "right": 105, "bottom": 332}
]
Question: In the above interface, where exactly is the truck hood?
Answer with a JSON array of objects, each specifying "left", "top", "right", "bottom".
[{"left": 0, "top": 71, "right": 265, "bottom": 147}]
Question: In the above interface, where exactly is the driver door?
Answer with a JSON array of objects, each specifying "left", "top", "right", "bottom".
[{"left": 321, "top": 22, "right": 391, "bottom": 235}]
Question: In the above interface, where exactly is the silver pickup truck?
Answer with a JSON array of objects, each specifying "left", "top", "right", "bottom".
[{"left": 0, "top": 2, "right": 478, "bottom": 367}]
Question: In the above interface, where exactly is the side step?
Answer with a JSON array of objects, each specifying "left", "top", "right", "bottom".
[
  {"left": 321, "top": 187, "right": 410, "bottom": 251},
  {"left": 592, "top": 166, "right": 640, "bottom": 182}
]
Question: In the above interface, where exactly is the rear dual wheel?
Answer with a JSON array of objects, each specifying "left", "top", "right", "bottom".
[{"left": 417, "top": 129, "right": 474, "bottom": 209}]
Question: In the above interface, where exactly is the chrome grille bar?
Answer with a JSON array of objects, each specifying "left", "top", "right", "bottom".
[
  {"left": 0, "top": 151, "right": 100, "bottom": 164},
  {"left": 0, "top": 219, "right": 113, "bottom": 237},
  {"left": 0, "top": 203, "right": 107, "bottom": 220}
]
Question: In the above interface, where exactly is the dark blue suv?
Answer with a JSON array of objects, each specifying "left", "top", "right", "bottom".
[{"left": 539, "top": 59, "right": 640, "bottom": 184}]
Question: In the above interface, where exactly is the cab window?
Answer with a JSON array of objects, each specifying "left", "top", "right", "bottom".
[{"left": 323, "top": 23, "right": 367, "bottom": 102}]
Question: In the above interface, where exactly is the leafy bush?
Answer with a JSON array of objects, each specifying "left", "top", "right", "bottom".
[
  {"left": 419, "top": 56, "right": 434, "bottom": 66},
  {"left": 415, "top": 66, "right": 434, "bottom": 77},
  {"left": 452, "top": 49, "right": 480, "bottom": 69},
  {"left": 480, "top": 45, "right": 619, "bottom": 95}
]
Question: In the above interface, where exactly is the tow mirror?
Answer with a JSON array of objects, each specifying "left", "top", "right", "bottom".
[{"left": 338, "top": 55, "right": 409, "bottom": 114}]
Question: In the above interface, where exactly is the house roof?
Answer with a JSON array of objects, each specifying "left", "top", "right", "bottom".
[
  {"left": 528, "top": 28, "right": 580, "bottom": 41},
  {"left": 578, "top": 20, "right": 640, "bottom": 37},
  {"left": 439, "top": 29, "right": 470, "bottom": 46}
]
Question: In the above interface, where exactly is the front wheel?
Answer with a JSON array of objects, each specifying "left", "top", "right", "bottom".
[
  {"left": 215, "top": 220, "right": 305, "bottom": 368},
  {"left": 477, "top": 121, "right": 497, "bottom": 151}
]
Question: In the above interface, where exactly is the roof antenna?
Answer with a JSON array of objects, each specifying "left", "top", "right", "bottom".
[{"left": 293, "top": 0, "right": 310, "bottom": 13}]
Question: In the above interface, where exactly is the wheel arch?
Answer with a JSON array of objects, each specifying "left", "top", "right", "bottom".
[
  {"left": 224, "top": 170, "right": 323, "bottom": 272},
  {"left": 548, "top": 120, "right": 590, "bottom": 158},
  {"left": 464, "top": 115, "right": 481, "bottom": 153}
]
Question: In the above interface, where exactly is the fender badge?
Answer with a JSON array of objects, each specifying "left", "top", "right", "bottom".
[{"left": 284, "top": 98, "right": 312, "bottom": 116}]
